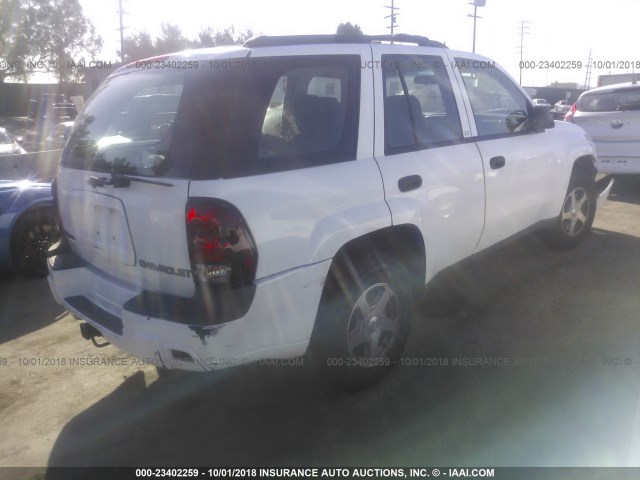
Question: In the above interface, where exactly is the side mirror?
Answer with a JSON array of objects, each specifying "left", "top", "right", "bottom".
[{"left": 530, "top": 104, "right": 555, "bottom": 131}]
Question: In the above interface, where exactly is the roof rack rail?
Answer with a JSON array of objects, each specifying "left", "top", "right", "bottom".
[{"left": 243, "top": 34, "right": 447, "bottom": 49}]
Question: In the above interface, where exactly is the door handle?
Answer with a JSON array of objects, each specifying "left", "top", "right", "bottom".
[
  {"left": 398, "top": 175, "right": 422, "bottom": 192},
  {"left": 489, "top": 156, "right": 506, "bottom": 169}
]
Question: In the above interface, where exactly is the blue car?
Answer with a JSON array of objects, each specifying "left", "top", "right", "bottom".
[{"left": 0, "top": 179, "right": 59, "bottom": 277}]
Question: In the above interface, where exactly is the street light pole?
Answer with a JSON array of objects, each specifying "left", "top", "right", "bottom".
[
  {"left": 468, "top": 0, "right": 486, "bottom": 54},
  {"left": 472, "top": 4, "right": 477, "bottom": 53}
]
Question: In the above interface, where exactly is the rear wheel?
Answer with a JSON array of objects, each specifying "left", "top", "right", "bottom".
[
  {"left": 312, "top": 257, "right": 413, "bottom": 390},
  {"left": 13, "top": 209, "right": 59, "bottom": 277},
  {"left": 540, "top": 170, "right": 596, "bottom": 250}
]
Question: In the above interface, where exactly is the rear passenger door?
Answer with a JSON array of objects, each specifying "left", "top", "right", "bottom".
[
  {"left": 449, "top": 56, "right": 559, "bottom": 251},
  {"left": 371, "top": 45, "right": 485, "bottom": 282}
]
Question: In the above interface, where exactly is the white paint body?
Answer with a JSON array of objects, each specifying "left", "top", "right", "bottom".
[{"left": 48, "top": 41, "right": 600, "bottom": 371}]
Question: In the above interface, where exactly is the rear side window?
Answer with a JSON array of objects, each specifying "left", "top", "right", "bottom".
[
  {"left": 258, "top": 65, "right": 353, "bottom": 162},
  {"left": 62, "top": 55, "right": 360, "bottom": 179},
  {"left": 222, "top": 56, "right": 360, "bottom": 178},
  {"left": 382, "top": 55, "right": 463, "bottom": 153},
  {"left": 577, "top": 88, "right": 640, "bottom": 112}
]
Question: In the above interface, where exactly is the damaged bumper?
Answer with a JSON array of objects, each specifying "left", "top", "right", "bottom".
[{"left": 47, "top": 246, "right": 330, "bottom": 372}]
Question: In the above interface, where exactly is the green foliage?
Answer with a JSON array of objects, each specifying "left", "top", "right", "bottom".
[
  {"left": 119, "top": 26, "right": 256, "bottom": 62},
  {"left": 0, "top": 0, "right": 102, "bottom": 83},
  {"left": 336, "top": 22, "right": 364, "bottom": 36}
]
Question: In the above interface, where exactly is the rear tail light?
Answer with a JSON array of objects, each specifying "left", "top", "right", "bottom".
[
  {"left": 564, "top": 103, "right": 576, "bottom": 122},
  {"left": 185, "top": 198, "right": 257, "bottom": 286}
]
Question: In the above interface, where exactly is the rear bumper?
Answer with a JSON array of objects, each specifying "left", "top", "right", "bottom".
[
  {"left": 595, "top": 156, "right": 640, "bottom": 174},
  {"left": 47, "top": 249, "right": 331, "bottom": 372},
  {"left": 594, "top": 142, "right": 640, "bottom": 174}
]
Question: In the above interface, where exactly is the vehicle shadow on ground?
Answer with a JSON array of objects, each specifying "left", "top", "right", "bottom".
[
  {"left": 0, "top": 274, "right": 64, "bottom": 344},
  {"left": 44, "top": 225, "right": 640, "bottom": 472}
]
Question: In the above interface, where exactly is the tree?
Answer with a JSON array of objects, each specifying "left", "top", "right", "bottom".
[
  {"left": 336, "top": 22, "right": 364, "bottom": 36},
  {"left": 0, "top": 0, "right": 102, "bottom": 83},
  {"left": 155, "top": 23, "right": 188, "bottom": 55},
  {"left": 0, "top": 0, "right": 37, "bottom": 83},
  {"left": 119, "top": 32, "right": 155, "bottom": 62},
  {"left": 121, "top": 26, "right": 256, "bottom": 61}
]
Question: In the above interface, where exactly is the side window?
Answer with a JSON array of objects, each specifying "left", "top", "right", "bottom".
[
  {"left": 256, "top": 61, "right": 358, "bottom": 165},
  {"left": 382, "top": 55, "right": 463, "bottom": 154},
  {"left": 455, "top": 58, "right": 530, "bottom": 137}
]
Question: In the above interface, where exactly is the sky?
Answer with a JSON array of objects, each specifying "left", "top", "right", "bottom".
[{"left": 77, "top": 0, "right": 640, "bottom": 89}]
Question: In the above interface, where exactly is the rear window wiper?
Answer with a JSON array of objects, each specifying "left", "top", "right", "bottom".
[{"left": 87, "top": 173, "right": 173, "bottom": 189}]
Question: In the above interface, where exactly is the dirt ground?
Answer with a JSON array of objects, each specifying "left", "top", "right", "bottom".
[{"left": 0, "top": 176, "right": 639, "bottom": 478}]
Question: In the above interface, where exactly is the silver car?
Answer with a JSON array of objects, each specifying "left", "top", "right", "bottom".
[{"left": 567, "top": 82, "right": 640, "bottom": 174}]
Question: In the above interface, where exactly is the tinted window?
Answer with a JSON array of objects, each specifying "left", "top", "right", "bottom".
[
  {"left": 62, "top": 70, "right": 185, "bottom": 178},
  {"left": 577, "top": 88, "right": 640, "bottom": 112},
  {"left": 258, "top": 65, "right": 352, "bottom": 161},
  {"left": 382, "top": 55, "right": 463, "bottom": 153},
  {"left": 455, "top": 58, "right": 530, "bottom": 137},
  {"left": 63, "top": 56, "right": 360, "bottom": 179}
]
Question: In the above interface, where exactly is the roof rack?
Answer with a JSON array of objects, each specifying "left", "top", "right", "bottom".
[{"left": 243, "top": 34, "right": 447, "bottom": 49}]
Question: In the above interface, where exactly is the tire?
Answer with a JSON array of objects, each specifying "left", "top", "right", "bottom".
[
  {"left": 312, "top": 257, "right": 414, "bottom": 390},
  {"left": 541, "top": 169, "right": 596, "bottom": 250},
  {"left": 12, "top": 209, "right": 60, "bottom": 278}
]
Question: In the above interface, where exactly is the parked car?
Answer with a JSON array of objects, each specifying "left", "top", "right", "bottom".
[
  {"left": 554, "top": 100, "right": 571, "bottom": 113},
  {"left": 28, "top": 94, "right": 77, "bottom": 120},
  {"left": 43, "top": 121, "right": 74, "bottom": 150},
  {"left": 0, "top": 127, "right": 26, "bottom": 155},
  {"left": 532, "top": 98, "right": 551, "bottom": 108},
  {"left": 0, "top": 179, "right": 59, "bottom": 277},
  {"left": 565, "top": 82, "right": 640, "bottom": 174},
  {"left": 47, "top": 34, "right": 613, "bottom": 389}
]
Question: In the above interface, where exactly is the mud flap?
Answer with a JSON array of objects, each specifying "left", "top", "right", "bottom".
[{"left": 595, "top": 175, "right": 615, "bottom": 213}]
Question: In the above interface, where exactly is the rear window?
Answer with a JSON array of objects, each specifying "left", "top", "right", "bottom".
[
  {"left": 62, "top": 55, "right": 360, "bottom": 179},
  {"left": 577, "top": 88, "right": 640, "bottom": 112}
]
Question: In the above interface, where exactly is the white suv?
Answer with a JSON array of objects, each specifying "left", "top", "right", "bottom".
[
  {"left": 566, "top": 82, "right": 640, "bottom": 174},
  {"left": 47, "top": 34, "right": 612, "bottom": 388}
]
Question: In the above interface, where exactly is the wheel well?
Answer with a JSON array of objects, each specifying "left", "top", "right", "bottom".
[
  {"left": 9, "top": 205, "right": 54, "bottom": 264},
  {"left": 309, "top": 225, "right": 426, "bottom": 350},
  {"left": 572, "top": 155, "right": 597, "bottom": 180},
  {"left": 328, "top": 224, "right": 426, "bottom": 287}
]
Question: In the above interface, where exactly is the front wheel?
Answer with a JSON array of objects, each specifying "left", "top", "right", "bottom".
[
  {"left": 540, "top": 170, "right": 596, "bottom": 250},
  {"left": 312, "top": 258, "right": 414, "bottom": 390}
]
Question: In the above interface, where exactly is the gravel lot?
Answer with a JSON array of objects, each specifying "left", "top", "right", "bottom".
[{"left": 0, "top": 176, "right": 639, "bottom": 477}]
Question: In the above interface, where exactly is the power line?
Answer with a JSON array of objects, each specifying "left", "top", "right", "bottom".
[
  {"left": 584, "top": 49, "right": 592, "bottom": 89},
  {"left": 517, "top": 20, "right": 530, "bottom": 85},
  {"left": 384, "top": 0, "right": 400, "bottom": 36},
  {"left": 116, "top": 0, "right": 128, "bottom": 62}
]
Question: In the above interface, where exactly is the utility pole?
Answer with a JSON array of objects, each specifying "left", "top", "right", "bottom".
[
  {"left": 583, "top": 49, "right": 592, "bottom": 89},
  {"left": 117, "top": 0, "right": 128, "bottom": 62},
  {"left": 468, "top": 0, "right": 486, "bottom": 53},
  {"left": 385, "top": 0, "right": 399, "bottom": 36},
  {"left": 517, "top": 20, "right": 530, "bottom": 85}
]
